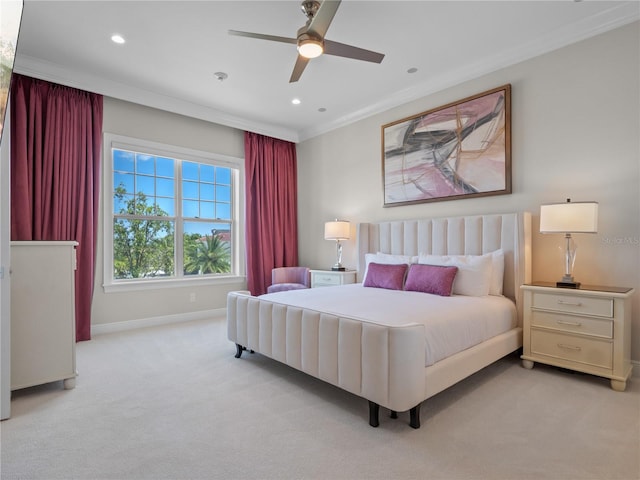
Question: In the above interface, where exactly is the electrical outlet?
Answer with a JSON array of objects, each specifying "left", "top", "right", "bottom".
[{"left": 189, "top": 292, "right": 196, "bottom": 302}]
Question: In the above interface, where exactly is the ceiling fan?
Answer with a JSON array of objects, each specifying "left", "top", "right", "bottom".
[{"left": 229, "top": 0, "right": 385, "bottom": 83}]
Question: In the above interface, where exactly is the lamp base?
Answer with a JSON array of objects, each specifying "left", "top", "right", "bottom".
[
  {"left": 331, "top": 266, "right": 346, "bottom": 271},
  {"left": 556, "top": 281, "right": 580, "bottom": 289}
]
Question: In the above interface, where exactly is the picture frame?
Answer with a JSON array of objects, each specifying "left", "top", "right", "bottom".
[{"left": 381, "top": 84, "right": 511, "bottom": 207}]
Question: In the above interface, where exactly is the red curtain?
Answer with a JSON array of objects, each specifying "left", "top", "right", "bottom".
[
  {"left": 244, "top": 131, "right": 298, "bottom": 295},
  {"left": 10, "top": 74, "right": 103, "bottom": 341}
]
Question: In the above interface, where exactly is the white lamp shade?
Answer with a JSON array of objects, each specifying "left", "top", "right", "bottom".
[
  {"left": 324, "top": 220, "right": 350, "bottom": 240},
  {"left": 540, "top": 201, "right": 598, "bottom": 233}
]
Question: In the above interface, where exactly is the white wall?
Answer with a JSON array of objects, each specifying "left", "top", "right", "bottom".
[
  {"left": 92, "top": 98, "right": 246, "bottom": 327},
  {"left": 296, "top": 23, "right": 640, "bottom": 361}
]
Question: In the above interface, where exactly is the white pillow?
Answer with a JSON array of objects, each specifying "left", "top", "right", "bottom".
[
  {"left": 417, "top": 250, "right": 505, "bottom": 296},
  {"left": 364, "top": 252, "right": 416, "bottom": 281},
  {"left": 489, "top": 249, "right": 505, "bottom": 296},
  {"left": 418, "top": 252, "right": 493, "bottom": 297}
]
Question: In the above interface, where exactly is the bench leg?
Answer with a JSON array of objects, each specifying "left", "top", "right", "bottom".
[
  {"left": 390, "top": 410, "right": 398, "bottom": 419},
  {"left": 368, "top": 401, "right": 380, "bottom": 427},
  {"left": 409, "top": 403, "right": 421, "bottom": 429}
]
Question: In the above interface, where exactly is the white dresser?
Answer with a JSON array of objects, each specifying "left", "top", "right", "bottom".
[
  {"left": 310, "top": 269, "right": 357, "bottom": 288},
  {"left": 521, "top": 282, "right": 633, "bottom": 391},
  {"left": 11, "top": 241, "right": 78, "bottom": 390}
]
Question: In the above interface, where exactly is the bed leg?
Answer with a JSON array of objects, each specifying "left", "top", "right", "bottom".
[
  {"left": 368, "top": 401, "right": 380, "bottom": 427},
  {"left": 409, "top": 403, "right": 421, "bottom": 429},
  {"left": 234, "top": 345, "right": 255, "bottom": 358},
  {"left": 390, "top": 411, "right": 398, "bottom": 419}
]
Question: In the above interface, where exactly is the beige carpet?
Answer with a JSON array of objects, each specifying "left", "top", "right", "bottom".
[{"left": 1, "top": 316, "right": 639, "bottom": 480}]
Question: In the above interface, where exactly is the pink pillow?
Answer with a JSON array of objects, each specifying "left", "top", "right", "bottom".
[
  {"left": 363, "top": 262, "right": 408, "bottom": 290},
  {"left": 404, "top": 264, "right": 458, "bottom": 296}
]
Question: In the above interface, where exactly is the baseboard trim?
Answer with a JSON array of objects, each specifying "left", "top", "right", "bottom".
[
  {"left": 92, "top": 308, "right": 226, "bottom": 336},
  {"left": 632, "top": 360, "right": 640, "bottom": 378}
]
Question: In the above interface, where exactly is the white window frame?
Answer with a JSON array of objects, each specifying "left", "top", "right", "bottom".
[{"left": 102, "top": 133, "right": 245, "bottom": 293}]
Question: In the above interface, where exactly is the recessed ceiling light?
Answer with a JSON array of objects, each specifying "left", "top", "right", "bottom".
[
  {"left": 407, "top": 67, "right": 418, "bottom": 74},
  {"left": 111, "top": 34, "right": 125, "bottom": 44},
  {"left": 292, "top": 98, "right": 301, "bottom": 105},
  {"left": 318, "top": 107, "right": 326, "bottom": 112}
]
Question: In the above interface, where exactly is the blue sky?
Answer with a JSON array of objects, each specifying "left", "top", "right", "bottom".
[{"left": 113, "top": 148, "right": 232, "bottom": 226}]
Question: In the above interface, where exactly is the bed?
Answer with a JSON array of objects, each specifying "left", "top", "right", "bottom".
[{"left": 227, "top": 212, "right": 531, "bottom": 428}]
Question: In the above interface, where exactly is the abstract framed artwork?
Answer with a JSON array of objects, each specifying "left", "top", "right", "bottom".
[{"left": 381, "top": 84, "right": 511, "bottom": 207}]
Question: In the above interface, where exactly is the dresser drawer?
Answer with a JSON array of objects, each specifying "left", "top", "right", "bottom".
[
  {"left": 532, "top": 292, "right": 613, "bottom": 318},
  {"left": 531, "top": 311, "right": 613, "bottom": 338},
  {"left": 531, "top": 329, "right": 612, "bottom": 369}
]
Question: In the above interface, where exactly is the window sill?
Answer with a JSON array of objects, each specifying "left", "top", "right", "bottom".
[{"left": 103, "top": 275, "right": 246, "bottom": 293}]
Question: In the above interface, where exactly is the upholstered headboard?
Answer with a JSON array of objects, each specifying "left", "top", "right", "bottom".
[{"left": 357, "top": 212, "right": 532, "bottom": 322}]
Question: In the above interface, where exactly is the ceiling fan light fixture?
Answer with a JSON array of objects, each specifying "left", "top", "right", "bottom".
[{"left": 297, "top": 38, "right": 323, "bottom": 59}]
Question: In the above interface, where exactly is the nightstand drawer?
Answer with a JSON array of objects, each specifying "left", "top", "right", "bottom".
[
  {"left": 531, "top": 329, "right": 612, "bottom": 369},
  {"left": 310, "top": 270, "right": 357, "bottom": 288},
  {"left": 531, "top": 311, "right": 613, "bottom": 338},
  {"left": 313, "top": 273, "right": 341, "bottom": 286},
  {"left": 532, "top": 292, "right": 613, "bottom": 318}
]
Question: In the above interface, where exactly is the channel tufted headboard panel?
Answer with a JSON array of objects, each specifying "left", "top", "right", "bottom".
[{"left": 357, "top": 212, "right": 532, "bottom": 322}]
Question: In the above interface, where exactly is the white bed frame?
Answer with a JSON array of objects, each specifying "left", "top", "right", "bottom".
[{"left": 227, "top": 212, "right": 531, "bottom": 428}]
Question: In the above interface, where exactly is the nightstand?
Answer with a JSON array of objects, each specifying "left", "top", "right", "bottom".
[
  {"left": 521, "top": 282, "right": 634, "bottom": 391},
  {"left": 309, "top": 269, "right": 357, "bottom": 288}
]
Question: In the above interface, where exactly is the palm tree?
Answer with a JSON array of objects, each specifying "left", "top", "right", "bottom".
[{"left": 184, "top": 234, "right": 231, "bottom": 275}]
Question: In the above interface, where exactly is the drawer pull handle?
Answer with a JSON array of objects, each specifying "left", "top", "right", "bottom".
[
  {"left": 557, "top": 300, "right": 582, "bottom": 306},
  {"left": 556, "top": 320, "right": 582, "bottom": 327},
  {"left": 558, "top": 343, "right": 582, "bottom": 351}
]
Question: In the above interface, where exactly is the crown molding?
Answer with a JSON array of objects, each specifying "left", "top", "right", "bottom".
[
  {"left": 13, "top": 2, "right": 638, "bottom": 144},
  {"left": 13, "top": 55, "right": 300, "bottom": 143},
  {"left": 297, "top": 3, "right": 639, "bottom": 142}
]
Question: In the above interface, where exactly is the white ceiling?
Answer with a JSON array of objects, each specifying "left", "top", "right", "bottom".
[{"left": 13, "top": 1, "right": 639, "bottom": 143}]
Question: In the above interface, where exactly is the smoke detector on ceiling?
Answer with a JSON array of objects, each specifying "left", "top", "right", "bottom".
[{"left": 214, "top": 72, "right": 228, "bottom": 82}]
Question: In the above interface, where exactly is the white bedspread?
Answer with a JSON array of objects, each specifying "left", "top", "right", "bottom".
[{"left": 260, "top": 284, "right": 517, "bottom": 367}]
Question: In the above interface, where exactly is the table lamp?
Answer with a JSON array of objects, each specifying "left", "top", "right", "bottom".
[
  {"left": 324, "top": 220, "right": 350, "bottom": 271},
  {"left": 539, "top": 199, "right": 598, "bottom": 288}
]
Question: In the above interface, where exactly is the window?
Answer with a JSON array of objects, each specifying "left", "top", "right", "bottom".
[{"left": 103, "top": 134, "right": 244, "bottom": 291}]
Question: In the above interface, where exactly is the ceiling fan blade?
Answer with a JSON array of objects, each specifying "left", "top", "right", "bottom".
[
  {"left": 324, "top": 40, "right": 385, "bottom": 63},
  {"left": 307, "top": 0, "right": 341, "bottom": 39},
  {"left": 289, "top": 55, "right": 310, "bottom": 83},
  {"left": 228, "top": 30, "right": 297, "bottom": 45}
]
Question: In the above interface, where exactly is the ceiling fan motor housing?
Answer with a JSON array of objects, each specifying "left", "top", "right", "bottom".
[{"left": 300, "top": 0, "right": 321, "bottom": 20}]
